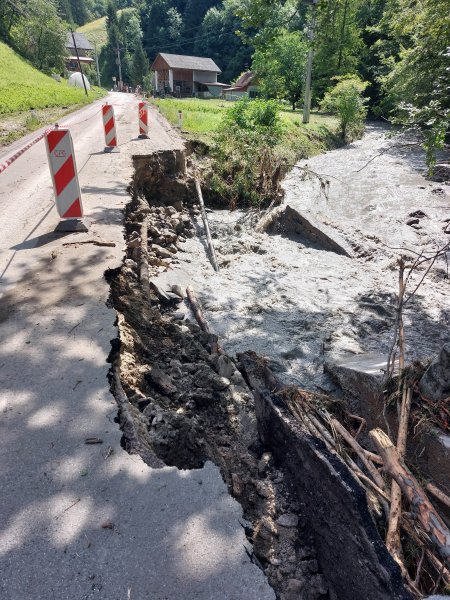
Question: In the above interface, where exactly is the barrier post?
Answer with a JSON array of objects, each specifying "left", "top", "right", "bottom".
[
  {"left": 102, "top": 103, "right": 118, "bottom": 152},
  {"left": 45, "top": 126, "right": 87, "bottom": 232},
  {"left": 178, "top": 110, "right": 183, "bottom": 130},
  {"left": 138, "top": 101, "right": 148, "bottom": 138}
]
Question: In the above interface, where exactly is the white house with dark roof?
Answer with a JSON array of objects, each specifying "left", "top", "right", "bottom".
[{"left": 151, "top": 53, "right": 227, "bottom": 97}]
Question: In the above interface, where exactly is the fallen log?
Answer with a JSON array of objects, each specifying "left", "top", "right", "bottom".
[
  {"left": 369, "top": 427, "right": 450, "bottom": 569},
  {"left": 186, "top": 284, "right": 219, "bottom": 353},
  {"left": 186, "top": 285, "right": 210, "bottom": 333},
  {"left": 194, "top": 179, "right": 219, "bottom": 272}
]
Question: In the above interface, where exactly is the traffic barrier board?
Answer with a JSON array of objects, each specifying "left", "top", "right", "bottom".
[{"left": 45, "top": 128, "right": 83, "bottom": 220}]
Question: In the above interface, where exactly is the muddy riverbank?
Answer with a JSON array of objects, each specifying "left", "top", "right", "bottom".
[{"left": 110, "top": 124, "right": 449, "bottom": 598}]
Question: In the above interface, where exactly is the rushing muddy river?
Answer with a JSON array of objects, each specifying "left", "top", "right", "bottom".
[{"left": 156, "top": 124, "right": 449, "bottom": 391}]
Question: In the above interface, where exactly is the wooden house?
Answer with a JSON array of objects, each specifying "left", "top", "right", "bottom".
[
  {"left": 224, "top": 71, "right": 259, "bottom": 101},
  {"left": 151, "top": 53, "right": 226, "bottom": 97},
  {"left": 65, "top": 32, "right": 94, "bottom": 72}
]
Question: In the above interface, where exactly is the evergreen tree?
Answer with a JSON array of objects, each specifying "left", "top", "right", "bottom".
[{"left": 132, "top": 40, "right": 148, "bottom": 85}]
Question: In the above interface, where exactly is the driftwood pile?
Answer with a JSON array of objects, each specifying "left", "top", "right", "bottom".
[{"left": 239, "top": 348, "right": 450, "bottom": 598}]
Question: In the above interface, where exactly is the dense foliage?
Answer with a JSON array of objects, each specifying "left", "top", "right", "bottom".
[{"left": 0, "top": 0, "right": 448, "bottom": 161}]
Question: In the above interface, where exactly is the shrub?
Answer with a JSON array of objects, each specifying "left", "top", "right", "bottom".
[
  {"left": 208, "top": 98, "right": 284, "bottom": 207},
  {"left": 320, "top": 75, "right": 369, "bottom": 140}
]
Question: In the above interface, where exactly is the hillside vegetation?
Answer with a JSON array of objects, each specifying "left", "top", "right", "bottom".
[
  {"left": 77, "top": 8, "right": 132, "bottom": 50},
  {"left": 0, "top": 42, "right": 104, "bottom": 115}
]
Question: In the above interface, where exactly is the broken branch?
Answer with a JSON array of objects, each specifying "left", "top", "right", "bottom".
[{"left": 369, "top": 427, "right": 450, "bottom": 569}]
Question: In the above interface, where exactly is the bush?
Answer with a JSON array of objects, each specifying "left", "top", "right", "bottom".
[
  {"left": 208, "top": 98, "right": 284, "bottom": 207},
  {"left": 320, "top": 75, "right": 368, "bottom": 140}
]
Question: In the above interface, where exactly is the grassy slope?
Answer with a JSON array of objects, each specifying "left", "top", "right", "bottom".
[
  {"left": 151, "top": 97, "right": 339, "bottom": 157},
  {"left": 77, "top": 8, "right": 132, "bottom": 49},
  {"left": 0, "top": 42, "right": 104, "bottom": 115},
  {"left": 0, "top": 42, "right": 106, "bottom": 145}
]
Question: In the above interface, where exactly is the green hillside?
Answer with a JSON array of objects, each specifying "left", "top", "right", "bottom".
[
  {"left": 77, "top": 8, "right": 132, "bottom": 50},
  {"left": 0, "top": 41, "right": 104, "bottom": 115}
]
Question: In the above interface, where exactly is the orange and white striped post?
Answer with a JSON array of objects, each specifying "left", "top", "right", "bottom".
[
  {"left": 138, "top": 101, "right": 148, "bottom": 138},
  {"left": 102, "top": 103, "right": 117, "bottom": 151},
  {"left": 45, "top": 127, "right": 86, "bottom": 231}
]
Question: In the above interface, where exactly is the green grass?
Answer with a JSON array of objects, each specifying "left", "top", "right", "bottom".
[
  {"left": 0, "top": 42, "right": 105, "bottom": 115},
  {"left": 77, "top": 8, "right": 133, "bottom": 50},
  {"left": 151, "top": 97, "right": 339, "bottom": 154}
]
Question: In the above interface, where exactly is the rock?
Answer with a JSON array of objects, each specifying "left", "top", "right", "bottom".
[
  {"left": 146, "top": 366, "right": 177, "bottom": 396},
  {"left": 429, "top": 164, "right": 450, "bottom": 182},
  {"left": 255, "top": 481, "right": 271, "bottom": 498},
  {"left": 419, "top": 344, "right": 450, "bottom": 401},
  {"left": 194, "top": 365, "right": 230, "bottom": 391},
  {"left": 171, "top": 200, "right": 183, "bottom": 211},
  {"left": 277, "top": 513, "right": 299, "bottom": 528},
  {"left": 217, "top": 355, "right": 235, "bottom": 379},
  {"left": 190, "top": 390, "right": 216, "bottom": 407},
  {"left": 165, "top": 206, "right": 178, "bottom": 216},
  {"left": 406, "top": 217, "right": 420, "bottom": 226},
  {"left": 409, "top": 209, "right": 428, "bottom": 219},
  {"left": 287, "top": 578, "right": 306, "bottom": 593},
  {"left": 259, "top": 516, "right": 278, "bottom": 538},
  {"left": 148, "top": 225, "right": 162, "bottom": 238},
  {"left": 152, "top": 244, "right": 173, "bottom": 259},
  {"left": 308, "top": 574, "right": 328, "bottom": 597},
  {"left": 231, "top": 473, "right": 244, "bottom": 496},
  {"left": 124, "top": 258, "right": 138, "bottom": 270},
  {"left": 171, "top": 284, "right": 185, "bottom": 298},
  {"left": 258, "top": 452, "right": 273, "bottom": 477}
]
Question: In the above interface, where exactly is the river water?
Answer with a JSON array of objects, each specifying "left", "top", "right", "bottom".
[{"left": 159, "top": 124, "right": 449, "bottom": 390}]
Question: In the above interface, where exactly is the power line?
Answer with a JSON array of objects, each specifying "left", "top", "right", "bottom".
[{"left": 144, "top": 27, "right": 240, "bottom": 56}]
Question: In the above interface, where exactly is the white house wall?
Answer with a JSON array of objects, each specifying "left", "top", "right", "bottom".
[{"left": 193, "top": 70, "right": 218, "bottom": 83}]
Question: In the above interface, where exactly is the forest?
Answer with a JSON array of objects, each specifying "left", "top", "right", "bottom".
[{"left": 0, "top": 0, "right": 448, "bottom": 148}]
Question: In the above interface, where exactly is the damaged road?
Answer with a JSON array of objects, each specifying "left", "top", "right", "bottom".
[{"left": 110, "top": 122, "right": 449, "bottom": 599}]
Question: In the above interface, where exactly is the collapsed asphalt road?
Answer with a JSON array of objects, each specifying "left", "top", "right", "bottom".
[{"left": 0, "top": 95, "right": 274, "bottom": 600}]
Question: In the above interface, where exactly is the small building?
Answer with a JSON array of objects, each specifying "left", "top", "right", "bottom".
[
  {"left": 151, "top": 53, "right": 225, "bottom": 97},
  {"left": 223, "top": 71, "right": 259, "bottom": 101},
  {"left": 65, "top": 32, "right": 94, "bottom": 72}
]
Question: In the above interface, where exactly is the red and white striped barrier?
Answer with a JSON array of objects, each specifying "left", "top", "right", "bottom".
[
  {"left": 102, "top": 103, "right": 117, "bottom": 148},
  {"left": 45, "top": 128, "right": 83, "bottom": 219},
  {"left": 138, "top": 101, "right": 148, "bottom": 137}
]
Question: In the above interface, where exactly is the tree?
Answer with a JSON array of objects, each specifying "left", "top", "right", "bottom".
[
  {"left": 132, "top": 40, "right": 148, "bottom": 85},
  {"left": 313, "top": 0, "right": 364, "bottom": 100},
  {"left": 320, "top": 74, "right": 368, "bottom": 139},
  {"left": 194, "top": 3, "right": 253, "bottom": 82},
  {"left": 9, "top": 0, "right": 67, "bottom": 72},
  {"left": 252, "top": 30, "right": 308, "bottom": 110}
]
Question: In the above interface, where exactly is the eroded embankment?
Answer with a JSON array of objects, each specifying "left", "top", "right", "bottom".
[{"left": 107, "top": 147, "right": 415, "bottom": 600}]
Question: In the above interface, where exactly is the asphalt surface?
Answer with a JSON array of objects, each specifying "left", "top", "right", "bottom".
[{"left": 0, "top": 93, "right": 275, "bottom": 600}]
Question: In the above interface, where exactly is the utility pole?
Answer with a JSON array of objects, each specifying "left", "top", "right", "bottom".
[
  {"left": 70, "top": 29, "right": 88, "bottom": 97},
  {"left": 94, "top": 41, "right": 101, "bottom": 87},
  {"left": 303, "top": 0, "right": 318, "bottom": 124},
  {"left": 116, "top": 45, "right": 122, "bottom": 91}
]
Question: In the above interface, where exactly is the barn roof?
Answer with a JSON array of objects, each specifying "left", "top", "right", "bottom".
[
  {"left": 153, "top": 53, "right": 221, "bottom": 73},
  {"left": 65, "top": 32, "right": 94, "bottom": 52}
]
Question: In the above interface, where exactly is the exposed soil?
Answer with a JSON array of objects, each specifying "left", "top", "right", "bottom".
[
  {"left": 108, "top": 125, "right": 449, "bottom": 599},
  {"left": 108, "top": 177, "right": 334, "bottom": 600}
]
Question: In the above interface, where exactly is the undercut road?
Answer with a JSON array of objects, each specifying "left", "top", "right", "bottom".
[{"left": 0, "top": 93, "right": 275, "bottom": 600}]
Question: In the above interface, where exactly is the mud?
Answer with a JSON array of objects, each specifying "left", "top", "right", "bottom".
[
  {"left": 109, "top": 153, "right": 334, "bottom": 600},
  {"left": 109, "top": 127, "right": 449, "bottom": 599}
]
